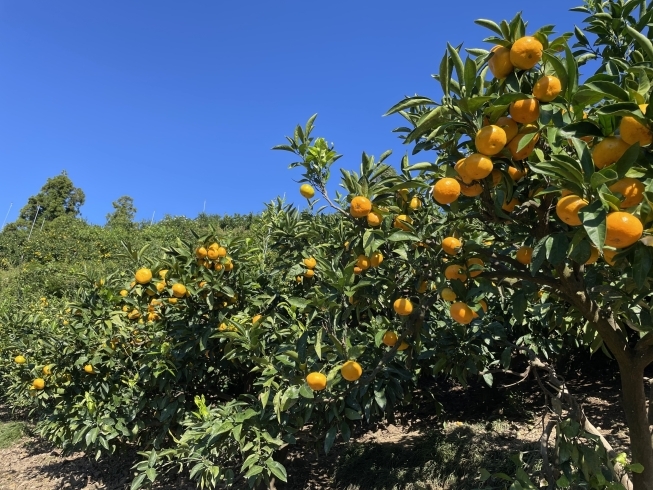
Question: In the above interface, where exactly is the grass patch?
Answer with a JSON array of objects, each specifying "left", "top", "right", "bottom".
[
  {"left": 334, "top": 421, "right": 537, "bottom": 490},
  {"left": 0, "top": 421, "right": 25, "bottom": 449}
]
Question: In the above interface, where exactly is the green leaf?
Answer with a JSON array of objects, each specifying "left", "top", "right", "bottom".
[
  {"left": 324, "top": 425, "right": 337, "bottom": 454},
  {"left": 482, "top": 373, "right": 493, "bottom": 387},
  {"left": 542, "top": 51, "right": 568, "bottom": 95},
  {"left": 590, "top": 168, "right": 618, "bottom": 189},
  {"left": 130, "top": 473, "right": 147, "bottom": 490},
  {"left": 265, "top": 460, "right": 288, "bottom": 482},
  {"left": 628, "top": 463, "right": 645, "bottom": 474},
  {"left": 439, "top": 51, "right": 450, "bottom": 96},
  {"left": 345, "top": 408, "right": 362, "bottom": 420},
  {"left": 580, "top": 200, "right": 607, "bottom": 250},
  {"left": 299, "top": 384, "right": 314, "bottom": 399},
  {"left": 614, "top": 142, "right": 641, "bottom": 178},
  {"left": 474, "top": 19, "right": 503, "bottom": 36},
  {"left": 244, "top": 465, "right": 264, "bottom": 478},
  {"left": 559, "top": 121, "right": 603, "bottom": 138},
  {"left": 547, "top": 234, "right": 569, "bottom": 266},
  {"left": 447, "top": 43, "right": 465, "bottom": 85},
  {"left": 570, "top": 138, "right": 594, "bottom": 183},
  {"left": 512, "top": 292, "right": 526, "bottom": 325},
  {"left": 463, "top": 56, "right": 477, "bottom": 92},
  {"left": 565, "top": 43, "right": 579, "bottom": 100},
  {"left": 384, "top": 97, "right": 436, "bottom": 116},
  {"left": 387, "top": 231, "right": 419, "bottom": 242},
  {"left": 626, "top": 26, "right": 653, "bottom": 63},
  {"left": 633, "top": 245, "right": 652, "bottom": 289}
]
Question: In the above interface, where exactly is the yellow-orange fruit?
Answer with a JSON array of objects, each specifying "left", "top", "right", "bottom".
[
  {"left": 502, "top": 197, "right": 520, "bottom": 213},
  {"left": 195, "top": 246, "right": 207, "bottom": 259},
  {"left": 442, "top": 237, "right": 462, "bottom": 255},
  {"left": 409, "top": 196, "right": 422, "bottom": 210},
  {"left": 586, "top": 246, "right": 600, "bottom": 265},
  {"left": 303, "top": 257, "right": 317, "bottom": 269},
  {"left": 475, "top": 125, "right": 507, "bottom": 156},
  {"left": 516, "top": 246, "right": 533, "bottom": 265},
  {"left": 304, "top": 269, "right": 315, "bottom": 278},
  {"left": 306, "top": 372, "right": 327, "bottom": 391},
  {"left": 510, "top": 36, "right": 543, "bottom": 70},
  {"left": 367, "top": 211, "right": 383, "bottom": 227},
  {"left": 620, "top": 104, "right": 652, "bottom": 146},
  {"left": 135, "top": 268, "right": 152, "bottom": 285},
  {"left": 393, "top": 298, "right": 413, "bottom": 316},
  {"left": 592, "top": 136, "right": 630, "bottom": 169},
  {"left": 488, "top": 45, "right": 514, "bottom": 79},
  {"left": 441, "top": 288, "right": 457, "bottom": 302},
  {"left": 300, "top": 184, "right": 315, "bottom": 198},
  {"left": 464, "top": 153, "right": 494, "bottom": 180},
  {"left": 532, "top": 75, "right": 562, "bottom": 102},
  {"left": 444, "top": 264, "right": 467, "bottom": 282},
  {"left": 460, "top": 181, "right": 484, "bottom": 197},
  {"left": 466, "top": 257, "right": 484, "bottom": 277},
  {"left": 507, "top": 166, "right": 526, "bottom": 181},
  {"left": 341, "top": 361, "right": 363, "bottom": 381},
  {"left": 603, "top": 248, "right": 618, "bottom": 266},
  {"left": 507, "top": 132, "right": 539, "bottom": 160},
  {"left": 433, "top": 178, "right": 461, "bottom": 204},
  {"left": 356, "top": 255, "right": 371, "bottom": 270},
  {"left": 556, "top": 195, "right": 588, "bottom": 226},
  {"left": 370, "top": 251, "right": 384, "bottom": 268},
  {"left": 496, "top": 117, "right": 519, "bottom": 142},
  {"left": 393, "top": 214, "right": 413, "bottom": 231},
  {"left": 450, "top": 302, "right": 474, "bottom": 325},
  {"left": 350, "top": 196, "right": 372, "bottom": 218},
  {"left": 605, "top": 212, "right": 643, "bottom": 248},
  {"left": 454, "top": 158, "right": 473, "bottom": 184},
  {"left": 172, "top": 283, "right": 187, "bottom": 298},
  {"left": 609, "top": 177, "right": 645, "bottom": 208},
  {"left": 32, "top": 378, "right": 45, "bottom": 390},
  {"left": 382, "top": 331, "right": 398, "bottom": 347},
  {"left": 509, "top": 99, "right": 540, "bottom": 124}
]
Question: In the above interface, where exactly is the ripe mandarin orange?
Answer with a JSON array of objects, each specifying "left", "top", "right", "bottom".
[
  {"left": 532, "top": 75, "right": 562, "bottom": 102},
  {"left": 510, "top": 36, "right": 543, "bottom": 70},
  {"left": 341, "top": 361, "right": 363, "bottom": 381},
  {"left": 433, "top": 178, "right": 461, "bottom": 204},
  {"left": 509, "top": 99, "right": 540, "bottom": 124},
  {"left": 488, "top": 45, "right": 514, "bottom": 79},
  {"left": 516, "top": 246, "right": 533, "bottom": 265},
  {"left": 460, "top": 181, "right": 484, "bottom": 197},
  {"left": 605, "top": 212, "right": 643, "bottom": 248},
  {"left": 135, "top": 268, "right": 152, "bottom": 285},
  {"left": 382, "top": 331, "right": 398, "bottom": 346},
  {"left": 464, "top": 153, "right": 494, "bottom": 180},
  {"left": 393, "top": 298, "right": 413, "bottom": 316},
  {"left": 450, "top": 302, "right": 474, "bottom": 324},
  {"left": 306, "top": 372, "right": 327, "bottom": 391},
  {"left": 496, "top": 116, "right": 519, "bottom": 142},
  {"left": 393, "top": 214, "right": 413, "bottom": 231},
  {"left": 441, "top": 288, "right": 457, "bottom": 301},
  {"left": 300, "top": 184, "right": 315, "bottom": 198},
  {"left": 620, "top": 104, "right": 652, "bottom": 146},
  {"left": 466, "top": 257, "right": 484, "bottom": 277},
  {"left": 609, "top": 178, "right": 645, "bottom": 208},
  {"left": 444, "top": 264, "right": 468, "bottom": 282},
  {"left": 592, "top": 136, "right": 630, "bottom": 169},
  {"left": 475, "top": 125, "right": 507, "bottom": 156},
  {"left": 303, "top": 257, "right": 317, "bottom": 269},
  {"left": 367, "top": 211, "right": 383, "bottom": 227},
  {"left": 442, "top": 237, "right": 462, "bottom": 255},
  {"left": 556, "top": 195, "right": 588, "bottom": 226},
  {"left": 350, "top": 196, "right": 372, "bottom": 218}
]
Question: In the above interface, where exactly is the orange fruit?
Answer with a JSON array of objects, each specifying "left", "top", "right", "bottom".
[
  {"left": 303, "top": 257, "right": 317, "bottom": 269},
  {"left": 509, "top": 99, "right": 540, "bottom": 124},
  {"left": 450, "top": 302, "right": 474, "bottom": 325},
  {"left": 444, "top": 264, "right": 467, "bottom": 282},
  {"left": 341, "top": 361, "right": 363, "bottom": 381},
  {"left": 207, "top": 245, "right": 220, "bottom": 260},
  {"left": 409, "top": 196, "right": 422, "bottom": 210},
  {"left": 502, "top": 197, "right": 520, "bottom": 213},
  {"left": 496, "top": 117, "right": 519, "bottom": 142},
  {"left": 620, "top": 104, "right": 652, "bottom": 146},
  {"left": 442, "top": 237, "right": 462, "bottom": 255},
  {"left": 475, "top": 125, "right": 507, "bottom": 156},
  {"left": 416, "top": 280, "right": 428, "bottom": 293},
  {"left": 252, "top": 314, "right": 262, "bottom": 324},
  {"left": 14, "top": 355, "right": 26, "bottom": 364},
  {"left": 304, "top": 269, "right": 315, "bottom": 278},
  {"left": 370, "top": 251, "right": 384, "bottom": 268},
  {"left": 507, "top": 166, "right": 526, "bottom": 181},
  {"left": 367, "top": 211, "right": 383, "bottom": 227},
  {"left": 84, "top": 364, "right": 94, "bottom": 374},
  {"left": 603, "top": 248, "right": 618, "bottom": 266},
  {"left": 532, "top": 75, "right": 562, "bottom": 102},
  {"left": 306, "top": 372, "right": 327, "bottom": 391},
  {"left": 159, "top": 269, "right": 168, "bottom": 279},
  {"left": 605, "top": 212, "right": 643, "bottom": 248},
  {"left": 135, "top": 268, "right": 152, "bottom": 285},
  {"left": 561, "top": 189, "right": 574, "bottom": 197},
  {"left": 433, "top": 178, "right": 461, "bottom": 204},
  {"left": 32, "top": 378, "right": 45, "bottom": 390},
  {"left": 507, "top": 130, "right": 540, "bottom": 159},
  {"left": 586, "top": 246, "right": 600, "bottom": 265},
  {"left": 394, "top": 214, "right": 413, "bottom": 231},
  {"left": 556, "top": 195, "right": 588, "bottom": 226},
  {"left": 147, "top": 312, "right": 160, "bottom": 322},
  {"left": 464, "top": 153, "right": 494, "bottom": 180},
  {"left": 441, "top": 288, "right": 457, "bottom": 302},
  {"left": 397, "top": 341, "right": 410, "bottom": 351},
  {"left": 466, "top": 257, "right": 484, "bottom": 277},
  {"left": 488, "top": 45, "right": 513, "bottom": 79},
  {"left": 168, "top": 298, "right": 178, "bottom": 304},
  {"left": 397, "top": 189, "right": 409, "bottom": 203},
  {"left": 42, "top": 365, "right": 52, "bottom": 376},
  {"left": 119, "top": 289, "right": 128, "bottom": 297},
  {"left": 382, "top": 331, "right": 398, "bottom": 347},
  {"left": 592, "top": 136, "right": 630, "bottom": 169},
  {"left": 454, "top": 158, "right": 473, "bottom": 184},
  {"left": 195, "top": 246, "right": 207, "bottom": 259},
  {"left": 350, "top": 196, "right": 372, "bottom": 218},
  {"left": 353, "top": 266, "right": 363, "bottom": 275},
  {"left": 356, "top": 255, "right": 371, "bottom": 270},
  {"left": 393, "top": 298, "right": 413, "bottom": 316},
  {"left": 460, "top": 181, "right": 483, "bottom": 197},
  {"left": 156, "top": 281, "right": 166, "bottom": 292},
  {"left": 300, "top": 184, "right": 315, "bottom": 198},
  {"left": 516, "top": 246, "right": 533, "bottom": 265},
  {"left": 609, "top": 178, "right": 645, "bottom": 208},
  {"left": 172, "top": 283, "right": 187, "bottom": 298},
  {"left": 510, "top": 36, "right": 543, "bottom": 70}
]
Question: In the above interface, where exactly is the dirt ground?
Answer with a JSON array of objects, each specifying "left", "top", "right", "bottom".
[{"left": 0, "top": 356, "right": 631, "bottom": 490}]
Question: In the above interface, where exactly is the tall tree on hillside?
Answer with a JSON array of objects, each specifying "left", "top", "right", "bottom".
[
  {"left": 106, "top": 196, "right": 137, "bottom": 228},
  {"left": 19, "top": 171, "right": 85, "bottom": 223}
]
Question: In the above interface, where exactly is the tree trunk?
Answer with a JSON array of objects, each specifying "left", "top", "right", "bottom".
[{"left": 619, "top": 362, "right": 653, "bottom": 490}]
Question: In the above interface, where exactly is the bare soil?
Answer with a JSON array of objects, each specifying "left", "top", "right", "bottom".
[{"left": 0, "top": 355, "right": 630, "bottom": 490}]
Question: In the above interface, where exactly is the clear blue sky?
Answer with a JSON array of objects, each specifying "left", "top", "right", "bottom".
[{"left": 0, "top": 1, "right": 583, "bottom": 225}]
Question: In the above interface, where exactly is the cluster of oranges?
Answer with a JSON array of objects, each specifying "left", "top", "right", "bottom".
[
  {"left": 195, "top": 243, "right": 234, "bottom": 272},
  {"left": 305, "top": 360, "right": 363, "bottom": 391}
]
